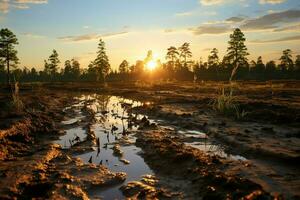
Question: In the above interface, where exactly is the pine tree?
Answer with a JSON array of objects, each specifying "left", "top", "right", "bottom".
[
  {"left": 63, "top": 60, "right": 72, "bottom": 80},
  {"left": 144, "top": 50, "right": 153, "bottom": 64},
  {"left": 226, "top": 28, "right": 249, "bottom": 81},
  {"left": 43, "top": 60, "right": 50, "bottom": 75},
  {"left": 94, "top": 39, "right": 110, "bottom": 82},
  {"left": 48, "top": 50, "right": 60, "bottom": 76},
  {"left": 178, "top": 43, "right": 192, "bottom": 67},
  {"left": 255, "top": 56, "right": 265, "bottom": 73},
  {"left": 0, "top": 28, "right": 19, "bottom": 86},
  {"left": 119, "top": 60, "right": 129, "bottom": 74},
  {"left": 279, "top": 49, "right": 293, "bottom": 71},
  {"left": 295, "top": 55, "right": 300, "bottom": 71},
  {"left": 71, "top": 59, "right": 81, "bottom": 80},
  {"left": 166, "top": 46, "right": 179, "bottom": 69},
  {"left": 208, "top": 48, "right": 219, "bottom": 70}
]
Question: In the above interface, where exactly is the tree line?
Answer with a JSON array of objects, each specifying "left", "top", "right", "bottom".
[{"left": 0, "top": 28, "right": 299, "bottom": 84}]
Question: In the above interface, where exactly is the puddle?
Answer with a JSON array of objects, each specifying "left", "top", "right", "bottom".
[
  {"left": 177, "top": 129, "right": 247, "bottom": 161},
  {"left": 55, "top": 127, "right": 86, "bottom": 149},
  {"left": 56, "top": 94, "right": 154, "bottom": 199},
  {"left": 56, "top": 94, "right": 247, "bottom": 199}
]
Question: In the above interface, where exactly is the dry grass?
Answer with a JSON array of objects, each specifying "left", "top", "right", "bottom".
[
  {"left": 211, "top": 88, "right": 247, "bottom": 119},
  {"left": 10, "top": 82, "right": 24, "bottom": 113}
]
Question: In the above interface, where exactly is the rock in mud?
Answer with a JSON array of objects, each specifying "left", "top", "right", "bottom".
[
  {"left": 119, "top": 158, "right": 130, "bottom": 165},
  {"left": 112, "top": 144, "right": 123, "bottom": 157},
  {"left": 120, "top": 180, "right": 176, "bottom": 199}
]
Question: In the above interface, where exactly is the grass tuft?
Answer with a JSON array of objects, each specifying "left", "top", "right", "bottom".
[
  {"left": 10, "top": 82, "right": 24, "bottom": 113},
  {"left": 211, "top": 88, "right": 248, "bottom": 119}
]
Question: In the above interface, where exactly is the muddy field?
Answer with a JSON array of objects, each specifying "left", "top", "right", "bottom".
[{"left": 0, "top": 81, "right": 299, "bottom": 199}]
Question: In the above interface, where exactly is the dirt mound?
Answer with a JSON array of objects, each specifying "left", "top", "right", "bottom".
[{"left": 136, "top": 131, "right": 273, "bottom": 199}]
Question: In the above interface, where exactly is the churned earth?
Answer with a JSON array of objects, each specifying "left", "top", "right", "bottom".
[{"left": 0, "top": 81, "right": 299, "bottom": 199}]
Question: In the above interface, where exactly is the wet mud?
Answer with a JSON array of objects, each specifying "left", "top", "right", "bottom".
[{"left": 0, "top": 81, "right": 299, "bottom": 199}]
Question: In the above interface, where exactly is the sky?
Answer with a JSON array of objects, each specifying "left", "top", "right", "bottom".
[{"left": 0, "top": 0, "right": 300, "bottom": 71}]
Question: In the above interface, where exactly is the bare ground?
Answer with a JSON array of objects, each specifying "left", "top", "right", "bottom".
[{"left": 0, "top": 81, "right": 299, "bottom": 199}]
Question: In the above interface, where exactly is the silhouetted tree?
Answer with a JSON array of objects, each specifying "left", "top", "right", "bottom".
[
  {"left": 119, "top": 60, "right": 129, "bottom": 74},
  {"left": 135, "top": 60, "right": 144, "bottom": 76},
  {"left": 166, "top": 46, "right": 179, "bottom": 69},
  {"left": 266, "top": 60, "right": 276, "bottom": 72},
  {"left": 63, "top": 60, "right": 72, "bottom": 80},
  {"left": 30, "top": 67, "right": 38, "bottom": 81},
  {"left": 87, "top": 61, "right": 98, "bottom": 81},
  {"left": 71, "top": 59, "right": 81, "bottom": 80},
  {"left": 0, "top": 28, "right": 19, "bottom": 86},
  {"left": 279, "top": 49, "right": 293, "bottom": 71},
  {"left": 226, "top": 28, "right": 249, "bottom": 81},
  {"left": 208, "top": 48, "right": 220, "bottom": 78},
  {"left": 47, "top": 50, "right": 60, "bottom": 80},
  {"left": 178, "top": 43, "right": 192, "bottom": 67},
  {"left": 144, "top": 50, "right": 153, "bottom": 65},
  {"left": 43, "top": 60, "right": 51, "bottom": 75},
  {"left": 94, "top": 39, "right": 110, "bottom": 82},
  {"left": 256, "top": 56, "right": 265, "bottom": 72},
  {"left": 0, "top": 60, "right": 5, "bottom": 82},
  {"left": 295, "top": 55, "right": 300, "bottom": 71}
]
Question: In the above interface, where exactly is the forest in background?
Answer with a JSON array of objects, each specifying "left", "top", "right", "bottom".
[{"left": 1, "top": 28, "right": 300, "bottom": 84}]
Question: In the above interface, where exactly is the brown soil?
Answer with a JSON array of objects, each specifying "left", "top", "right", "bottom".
[{"left": 0, "top": 81, "right": 299, "bottom": 199}]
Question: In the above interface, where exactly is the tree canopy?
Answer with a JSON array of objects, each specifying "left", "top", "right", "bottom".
[{"left": 0, "top": 28, "right": 19, "bottom": 85}]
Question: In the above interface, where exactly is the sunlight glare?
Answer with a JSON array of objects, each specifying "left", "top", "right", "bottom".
[{"left": 146, "top": 60, "right": 157, "bottom": 71}]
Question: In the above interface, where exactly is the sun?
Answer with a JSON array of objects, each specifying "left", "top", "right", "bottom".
[{"left": 146, "top": 60, "right": 157, "bottom": 71}]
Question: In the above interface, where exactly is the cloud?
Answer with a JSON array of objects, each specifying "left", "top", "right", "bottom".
[
  {"left": 241, "top": 9, "right": 300, "bottom": 31},
  {"left": 188, "top": 9, "right": 300, "bottom": 36},
  {"left": 274, "top": 23, "right": 300, "bottom": 32},
  {"left": 250, "top": 35, "right": 300, "bottom": 43},
  {"left": 15, "top": 0, "right": 47, "bottom": 4},
  {"left": 226, "top": 16, "right": 246, "bottom": 23},
  {"left": 58, "top": 31, "right": 129, "bottom": 42},
  {"left": 259, "top": 0, "right": 286, "bottom": 5},
  {"left": 200, "top": 0, "right": 227, "bottom": 6},
  {"left": 0, "top": 0, "right": 47, "bottom": 14},
  {"left": 21, "top": 32, "right": 45, "bottom": 38},
  {"left": 0, "top": 0, "right": 9, "bottom": 13},
  {"left": 175, "top": 11, "right": 193, "bottom": 17},
  {"left": 59, "top": 33, "right": 99, "bottom": 42},
  {"left": 190, "top": 24, "right": 232, "bottom": 35}
]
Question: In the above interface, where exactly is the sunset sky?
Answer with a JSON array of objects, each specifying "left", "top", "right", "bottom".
[{"left": 1, "top": 0, "right": 300, "bottom": 70}]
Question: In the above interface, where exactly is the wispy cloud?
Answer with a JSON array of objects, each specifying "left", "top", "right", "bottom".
[
  {"left": 0, "top": 0, "right": 9, "bottom": 13},
  {"left": 259, "top": 0, "right": 287, "bottom": 5},
  {"left": 190, "top": 24, "right": 232, "bottom": 35},
  {"left": 250, "top": 35, "right": 300, "bottom": 43},
  {"left": 21, "top": 32, "right": 45, "bottom": 38},
  {"left": 225, "top": 16, "right": 246, "bottom": 23},
  {"left": 15, "top": 0, "right": 47, "bottom": 4},
  {"left": 58, "top": 31, "right": 129, "bottom": 42},
  {"left": 274, "top": 23, "right": 300, "bottom": 32},
  {"left": 241, "top": 9, "right": 300, "bottom": 31},
  {"left": 187, "top": 9, "right": 300, "bottom": 36},
  {"left": 175, "top": 11, "right": 193, "bottom": 17},
  {"left": 0, "top": 0, "right": 47, "bottom": 14},
  {"left": 199, "top": 0, "right": 228, "bottom": 6}
]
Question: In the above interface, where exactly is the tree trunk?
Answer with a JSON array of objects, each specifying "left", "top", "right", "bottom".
[
  {"left": 230, "top": 61, "right": 238, "bottom": 82},
  {"left": 6, "top": 44, "right": 10, "bottom": 87}
]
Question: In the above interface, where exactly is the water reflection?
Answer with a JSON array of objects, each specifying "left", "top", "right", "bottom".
[{"left": 58, "top": 94, "right": 154, "bottom": 199}]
